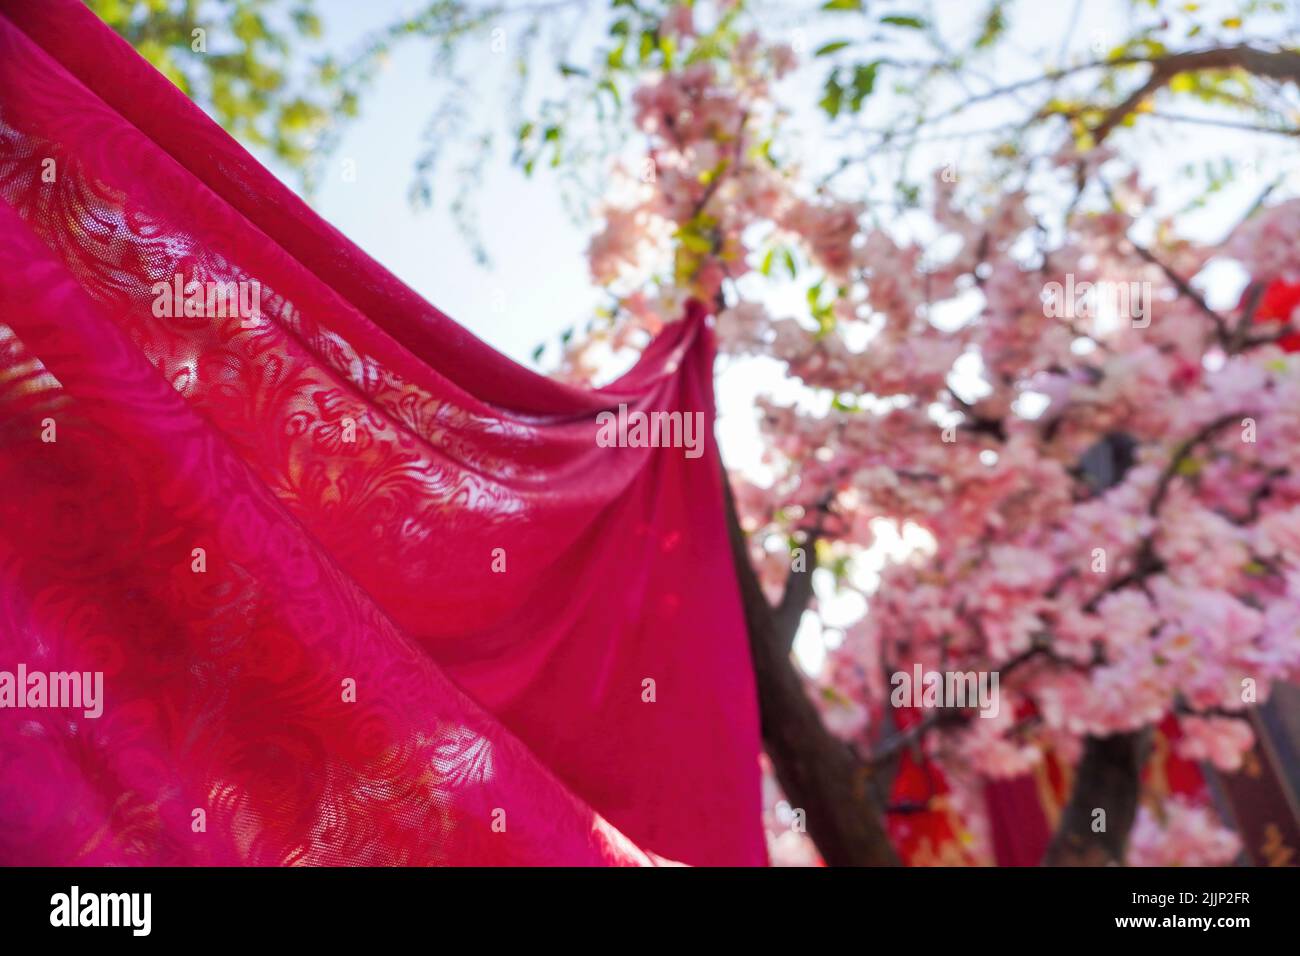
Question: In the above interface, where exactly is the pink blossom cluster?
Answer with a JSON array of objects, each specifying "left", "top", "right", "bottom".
[
  {"left": 1175, "top": 715, "right": 1256, "bottom": 772},
  {"left": 735, "top": 174, "right": 1300, "bottom": 858},
  {"left": 573, "top": 3, "right": 1300, "bottom": 863},
  {"left": 1126, "top": 797, "right": 1243, "bottom": 866},
  {"left": 1227, "top": 198, "right": 1300, "bottom": 283}
]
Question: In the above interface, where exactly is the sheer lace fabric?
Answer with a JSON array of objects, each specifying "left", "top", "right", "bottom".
[{"left": 0, "top": 0, "right": 765, "bottom": 866}]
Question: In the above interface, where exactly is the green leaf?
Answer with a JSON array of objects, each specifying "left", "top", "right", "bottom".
[
  {"left": 821, "top": 0, "right": 863, "bottom": 10},
  {"left": 975, "top": 4, "right": 1007, "bottom": 49},
  {"left": 849, "top": 61, "right": 879, "bottom": 111},
  {"left": 291, "top": 10, "right": 323, "bottom": 38},
  {"left": 815, "top": 40, "right": 851, "bottom": 57},
  {"left": 659, "top": 33, "right": 676, "bottom": 69},
  {"left": 678, "top": 230, "right": 714, "bottom": 255},
  {"left": 806, "top": 282, "right": 823, "bottom": 311},
  {"left": 598, "top": 78, "right": 621, "bottom": 109},
  {"left": 881, "top": 14, "right": 927, "bottom": 28},
  {"left": 819, "top": 73, "right": 844, "bottom": 118}
]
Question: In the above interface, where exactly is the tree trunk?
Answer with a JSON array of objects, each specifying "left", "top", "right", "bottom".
[
  {"left": 721, "top": 471, "right": 900, "bottom": 866},
  {"left": 1043, "top": 730, "right": 1151, "bottom": 865},
  {"left": 1042, "top": 433, "right": 1151, "bottom": 865}
]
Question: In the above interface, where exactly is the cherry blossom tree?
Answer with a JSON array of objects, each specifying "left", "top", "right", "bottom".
[{"left": 557, "top": 0, "right": 1300, "bottom": 865}]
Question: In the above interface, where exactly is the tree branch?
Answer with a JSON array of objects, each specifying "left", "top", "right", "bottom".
[{"left": 1092, "top": 45, "right": 1300, "bottom": 145}]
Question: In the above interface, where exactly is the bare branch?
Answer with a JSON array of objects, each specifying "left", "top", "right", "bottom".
[{"left": 1092, "top": 45, "right": 1300, "bottom": 145}]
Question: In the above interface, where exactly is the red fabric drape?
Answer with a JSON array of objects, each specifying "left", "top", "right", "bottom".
[
  {"left": 983, "top": 776, "right": 1052, "bottom": 867},
  {"left": 0, "top": 0, "right": 765, "bottom": 866}
]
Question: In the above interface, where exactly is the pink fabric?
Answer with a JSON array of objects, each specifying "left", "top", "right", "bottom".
[{"left": 0, "top": 0, "right": 764, "bottom": 866}]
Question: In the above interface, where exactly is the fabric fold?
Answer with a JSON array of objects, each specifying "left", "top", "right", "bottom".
[{"left": 0, "top": 0, "right": 765, "bottom": 866}]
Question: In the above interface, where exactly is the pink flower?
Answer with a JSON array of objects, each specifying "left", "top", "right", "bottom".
[
  {"left": 1175, "top": 715, "right": 1255, "bottom": 771},
  {"left": 1228, "top": 198, "right": 1300, "bottom": 282},
  {"left": 768, "top": 43, "right": 797, "bottom": 78},
  {"left": 587, "top": 206, "right": 650, "bottom": 284},
  {"left": 956, "top": 711, "right": 1041, "bottom": 778},
  {"left": 662, "top": 4, "right": 695, "bottom": 39},
  {"left": 781, "top": 199, "right": 862, "bottom": 278},
  {"left": 715, "top": 301, "right": 772, "bottom": 352},
  {"left": 1127, "top": 798, "right": 1241, "bottom": 866}
]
